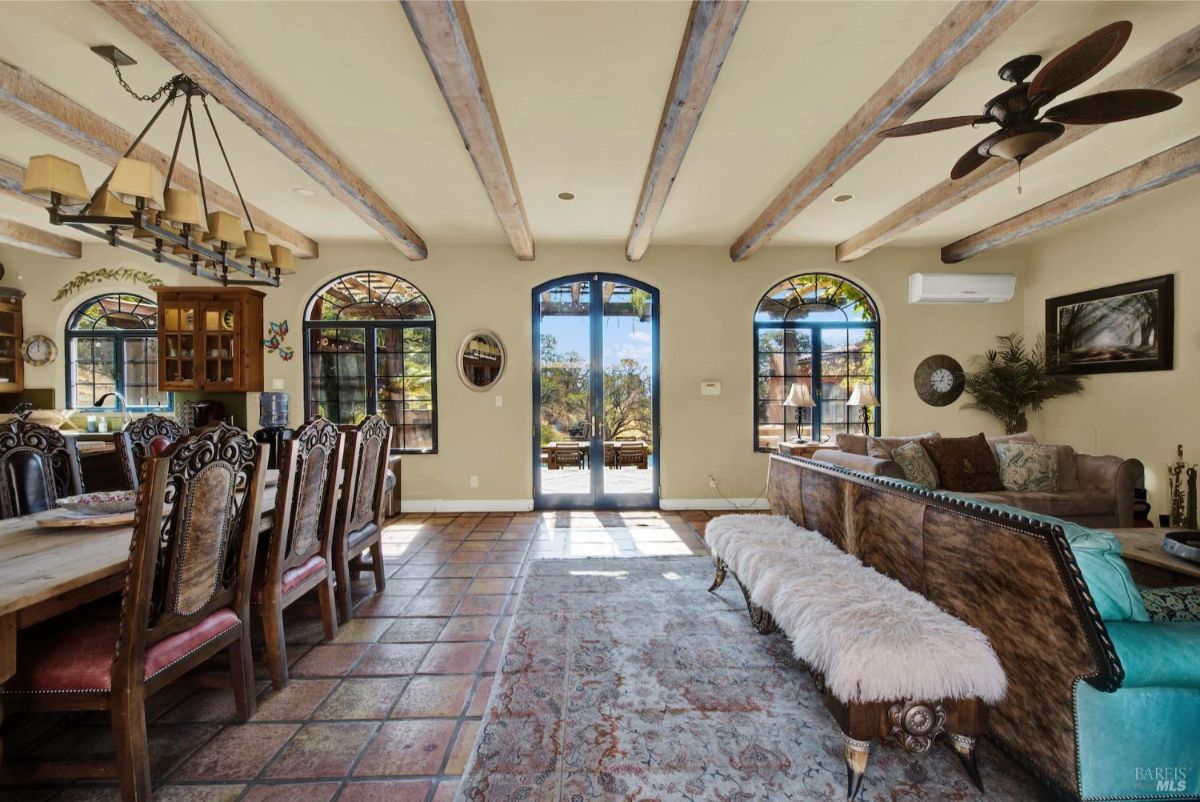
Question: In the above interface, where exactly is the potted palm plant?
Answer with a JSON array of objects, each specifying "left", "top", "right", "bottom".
[{"left": 963, "top": 333, "right": 1086, "bottom": 434}]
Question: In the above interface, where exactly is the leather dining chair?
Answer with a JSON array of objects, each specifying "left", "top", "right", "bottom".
[
  {"left": 333, "top": 415, "right": 393, "bottom": 621},
  {"left": 254, "top": 417, "right": 344, "bottom": 688},
  {"left": 0, "top": 423, "right": 267, "bottom": 800},
  {"left": 0, "top": 419, "right": 83, "bottom": 519},
  {"left": 114, "top": 413, "right": 184, "bottom": 490}
]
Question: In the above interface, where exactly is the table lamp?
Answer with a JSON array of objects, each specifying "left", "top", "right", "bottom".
[
  {"left": 783, "top": 382, "right": 816, "bottom": 442},
  {"left": 848, "top": 383, "right": 879, "bottom": 435}
]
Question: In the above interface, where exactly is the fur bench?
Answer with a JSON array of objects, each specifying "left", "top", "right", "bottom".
[{"left": 706, "top": 514, "right": 1007, "bottom": 801}]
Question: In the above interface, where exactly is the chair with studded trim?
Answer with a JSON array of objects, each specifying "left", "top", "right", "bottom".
[
  {"left": 332, "top": 415, "right": 392, "bottom": 621},
  {"left": 114, "top": 413, "right": 184, "bottom": 490},
  {"left": 0, "top": 419, "right": 83, "bottom": 519}
]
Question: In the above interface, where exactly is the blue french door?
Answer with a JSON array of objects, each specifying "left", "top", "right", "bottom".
[{"left": 532, "top": 274, "right": 659, "bottom": 509}]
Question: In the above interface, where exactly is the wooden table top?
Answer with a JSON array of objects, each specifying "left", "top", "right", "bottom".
[
  {"left": 1111, "top": 528, "right": 1200, "bottom": 581},
  {"left": 0, "top": 480, "right": 279, "bottom": 619}
]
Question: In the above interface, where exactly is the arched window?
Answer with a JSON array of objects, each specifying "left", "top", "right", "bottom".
[
  {"left": 304, "top": 271, "right": 436, "bottom": 453},
  {"left": 66, "top": 293, "right": 170, "bottom": 411},
  {"left": 754, "top": 274, "right": 880, "bottom": 451}
]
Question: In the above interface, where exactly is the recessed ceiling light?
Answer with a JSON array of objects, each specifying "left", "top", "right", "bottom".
[
  {"left": 832, "top": 193, "right": 855, "bottom": 204},
  {"left": 294, "top": 187, "right": 316, "bottom": 197},
  {"left": 557, "top": 191, "right": 576, "bottom": 201}
]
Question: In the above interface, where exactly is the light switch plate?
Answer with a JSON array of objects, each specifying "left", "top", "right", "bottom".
[
  {"left": 700, "top": 381, "right": 721, "bottom": 396},
  {"left": 495, "top": 395, "right": 503, "bottom": 407},
  {"left": 271, "top": 378, "right": 285, "bottom": 390}
]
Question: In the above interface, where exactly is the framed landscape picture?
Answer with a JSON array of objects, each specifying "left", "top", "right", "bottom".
[{"left": 1046, "top": 274, "right": 1174, "bottom": 374}]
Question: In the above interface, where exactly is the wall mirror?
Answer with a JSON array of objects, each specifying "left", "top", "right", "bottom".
[{"left": 458, "top": 329, "right": 505, "bottom": 391}]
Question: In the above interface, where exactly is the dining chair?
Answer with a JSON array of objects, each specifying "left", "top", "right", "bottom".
[
  {"left": 0, "top": 423, "right": 267, "bottom": 800},
  {"left": 114, "top": 413, "right": 185, "bottom": 490},
  {"left": 333, "top": 415, "right": 393, "bottom": 621},
  {"left": 0, "top": 419, "right": 83, "bottom": 519},
  {"left": 618, "top": 441, "right": 648, "bottom": 469},
  {"left": 254, "top": 417, "right": 344, "bottom": 688},
  {"left": 555, "top": 442, "right": 584, "bottom": 470}
]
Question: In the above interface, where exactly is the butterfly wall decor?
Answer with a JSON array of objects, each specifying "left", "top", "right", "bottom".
[{"left": 263, "top": 320, "right": 294, "bottom": 361}]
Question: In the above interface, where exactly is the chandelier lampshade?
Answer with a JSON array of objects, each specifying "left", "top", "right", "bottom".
[
  {"left": 268, "top": 244, "right": 296, "bottom": 274},
  {"left": 204, "top": 211, "right": 246, "bottom": 249},
  {"left": 84, "top": 187, "right": 135, "bottom": 219},
  {"left": 238, "top": 230, "right": 271, "bottom": 263},
  {"left": 108, "top": 158, "right": 164, "bottom": 209},
  {"left": 23, "top": 155, "right": 90, "bottom": 204},
  {"left": 133, "top": 211, "right": 178, "bottom": 241},
  {"left": 163, "top": 189, "right": 207, "bottom": 230}
]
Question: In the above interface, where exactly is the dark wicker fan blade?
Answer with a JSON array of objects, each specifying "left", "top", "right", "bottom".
[
  {"left": 878, "top": 116, "right": 992, "bottom": 137},
  {"left": 1028, "top": 21, "right": 1132, "bottom": 101},
  {"left": 950, "top": 140, "right": 989, "bottom": 180},
  {"left": 1043, "top": 89, "right": 1183, "bottom": 124}
]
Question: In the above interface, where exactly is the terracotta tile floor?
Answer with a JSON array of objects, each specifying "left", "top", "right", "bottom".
[{"left": 8, "top": 509, "right": 719, "bottom": 802}]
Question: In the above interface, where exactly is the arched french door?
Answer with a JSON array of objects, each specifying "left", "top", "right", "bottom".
[{"left": 532, "top": 274, "right": 660, "bottom": 509}]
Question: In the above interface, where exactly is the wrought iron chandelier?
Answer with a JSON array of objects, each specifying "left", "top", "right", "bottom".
[{"left": 22, "top": 64, "right": 291, "bottom": 287}]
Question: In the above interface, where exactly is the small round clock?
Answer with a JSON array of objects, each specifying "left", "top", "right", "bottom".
[
  {"left": 914, "top": 354, "right": 964, "bottom": 407},
  {"left": 22, "top": 335, "right": 58, "bottom": 367}
]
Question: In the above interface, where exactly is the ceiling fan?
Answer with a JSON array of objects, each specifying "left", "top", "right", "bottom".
[{"left": 878, "top": 21, "right": 1183, "bottom": 183}]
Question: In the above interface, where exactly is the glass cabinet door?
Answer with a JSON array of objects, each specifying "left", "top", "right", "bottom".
[
  {"left": 202, "top": 302, "right": 240, "bottom": 388},
  {"left": 161, "top": 303, "right": 197, "bottom": 389}
]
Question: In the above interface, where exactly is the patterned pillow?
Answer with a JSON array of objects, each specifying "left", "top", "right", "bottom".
[
  {"left": 995, "top": 442, "right": 1059, "bottom": 492},
  {"left": 920, "top": 434, "right": 1004, "bottom": 492},
  {"left": 1140, "top": 586, "right": 1200, "bottom": 622},
  {"left": 892, "top": 442, "right": 939, "bottom": 489}
]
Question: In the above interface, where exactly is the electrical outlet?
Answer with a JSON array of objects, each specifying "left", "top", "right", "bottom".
[
  {"left": 708, "top": 475, "right": 717, "bottom": 489},
  {"left": 469, "top": 475, "right": 479, "bottom": 488}
]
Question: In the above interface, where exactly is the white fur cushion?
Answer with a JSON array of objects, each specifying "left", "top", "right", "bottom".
[{"left": 705, "top": 515, "right": 1007, "bottom": 705}]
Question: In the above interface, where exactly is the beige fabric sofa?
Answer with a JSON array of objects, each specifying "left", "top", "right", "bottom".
[{"left": 811, "top": 431, "right": 1144, "bottom": 528}]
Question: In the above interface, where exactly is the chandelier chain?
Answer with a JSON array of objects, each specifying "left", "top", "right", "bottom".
[{"left": 112, "top": 62, "right": 178, "bottom": 103}]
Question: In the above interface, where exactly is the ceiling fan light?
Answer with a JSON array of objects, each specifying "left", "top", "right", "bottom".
[
  {"left": 203, "top": 211, "right": 246, "bottom": 249},
  {"left": 163, "top": 189, "right": 207, "bottom": 230},
  {"left": 108, "top": 158, "right": 164, "bottom": 210},
  {"left": 237, "top": 230, "right": 271, "bottom": 263},
  {"left": 983, "top": 122, "right": 1065, "bottom": 164},
  {"left": 268, "top": 244, "right": 295, "bottom": 274},
  {"left": 23, "top": 155, "right": 90, "bottom": 204}
]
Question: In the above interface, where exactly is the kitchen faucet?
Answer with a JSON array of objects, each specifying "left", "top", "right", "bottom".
[{"left": 95, "top": 391, "right": 133, "bottom": 429}]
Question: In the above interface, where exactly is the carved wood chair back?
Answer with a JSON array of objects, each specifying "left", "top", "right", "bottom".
[
  {"left": 338, "top": 415, "right": 393, "bottom": 542},
  {"left": 0, "top": 419, "right": 83, "bottom": 519},
  {"left": 115, "top": 413, "right": 185, "bottom": 490},
  {"left": 268, "top": 417, "right": 344, "bottom": 587}
]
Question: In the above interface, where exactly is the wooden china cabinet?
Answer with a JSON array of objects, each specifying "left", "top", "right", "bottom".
[
  {"left": 154, "top": 287, "right": 264, "bottom": 392},
  {"left": 0, "top": 289, "right": 23, "bottom": 394}
]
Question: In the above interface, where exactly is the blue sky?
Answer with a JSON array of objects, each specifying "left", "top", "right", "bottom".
[{"left": 542, "top": 314, "right": 653, "bottom": 371}]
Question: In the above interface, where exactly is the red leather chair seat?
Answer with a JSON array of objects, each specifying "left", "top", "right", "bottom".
[
  {"left": 147, "top": 435, "right": 174, "bottom": 456},
  {"left": 252, "top": 554, "right": 327, "bottom": 603},
  {"left": 2, "top": 608, "right": 239, "bottom": 694}
]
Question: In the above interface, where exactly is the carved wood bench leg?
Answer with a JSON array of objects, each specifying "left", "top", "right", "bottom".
[
  {"left": 731, "top": 572, "right": 779, "bottom": 635},
  {"left": 708, "top": 558, "right": 727, "bottom": 592},
  {"left": 948, "top": 733, "right": 984, "bottom": 792},
  {"left": 842, "top": 733, "right": 871, "bottom": 802}
]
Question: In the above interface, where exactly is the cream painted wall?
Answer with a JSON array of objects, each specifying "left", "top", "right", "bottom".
[
  {"left": 1021, "top": 178, "right": 1200, "bottom": 510},
  {"left": 0, "top": 240, "right": 1029, "bottom": 507}
]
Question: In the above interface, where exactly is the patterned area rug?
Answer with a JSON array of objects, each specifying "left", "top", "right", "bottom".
[{"left": 457, "top": 556, "right": 1053, "bottom": 802}]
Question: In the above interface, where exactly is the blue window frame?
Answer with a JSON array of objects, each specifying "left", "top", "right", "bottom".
[
  {"left": 66, "top": 293, "right": 171, "bottom": 412},
  {"left": 754, "top": 274, "right": 881, "bottom": 451}
]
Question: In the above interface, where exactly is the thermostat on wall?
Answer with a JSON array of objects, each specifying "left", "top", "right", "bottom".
[{"left": 700, "top": 381, "right": 721, "bottom": 396}]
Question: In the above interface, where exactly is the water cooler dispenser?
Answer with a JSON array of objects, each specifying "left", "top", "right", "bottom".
[{"left": 253, "top": 392, "right": 293, "bottom": 469}]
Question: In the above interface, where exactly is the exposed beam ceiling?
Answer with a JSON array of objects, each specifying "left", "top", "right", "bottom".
[
  {"left": 97, "top": 0, "right": 427, "bottom": 259},
  {"left": 402, "top": 0, "right": 534, "bottom": 260},
  {"left": 728, "top": 0, "right": 1032, "bottom": 262},
  {"left": 626, "top": 0, "right": 747, "bottom": 262},
  {"left": 0, "top": 59, "right": 319, "bottom": 260},
  {"left": 0, "top": 157, "right": 42, "bottom": 206},
  {"left": 839, "top": 24, "right": 1200, "bottom": 262},
  {"left": 942, "top": 135, "right": 1200, "bottom": 262},
  {"left": 0, "top": 216, "right": 81, "bottom": 258}
]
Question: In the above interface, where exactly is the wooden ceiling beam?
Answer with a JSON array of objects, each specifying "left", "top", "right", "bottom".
[
  {"left": 97, "top": 0, "right": 426, "bottom": 259},
  {"left": 838, "top": 24, "right": 1200, "bottom": 262},
  {"left": 0, "top": 59, "right": 319, "bottom": 259},
  {"left": 729, "top": 0, "right": 1032, "bottom": 262},
  {"left": 626, "top": 0, "right": 747, "bottom": 262},
  {"left": 0, "top": 217, "right": 81, "bottom": 258},
  {"left": 0, "top": 157, "right": 43, "bottom": 206},
  {"left": 941, "top": 135, "right": 1200, "bottom": 262},
  {"left": 402, "top": 0, "right": 534, "bottom": 261}
]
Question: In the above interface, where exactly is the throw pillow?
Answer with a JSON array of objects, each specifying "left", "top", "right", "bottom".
[
  {"left": 892, "top": 442, "right": 939, "bottom": 489},
  {"left": 986, "top": 431, "right": 1037, "bottom": 460},
  {"left": 835, "top": 432, "right": 869, "bottom": 455},
  {"left": 920, "top": 433, "right": 1004, "bottom": 492},
  {"left": 995, "top": 442, "right": 1060, "bottom": 492},
  {"left": 866, "top": 432, "right": 941, "bottom": 460},
  {"left": 1140, "top": 586, "right": 1200, "bottom": 623}
]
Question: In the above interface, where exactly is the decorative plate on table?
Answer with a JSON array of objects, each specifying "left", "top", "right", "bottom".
[{"left": 56, "top": 490, "right": 136, "bottom": 514}]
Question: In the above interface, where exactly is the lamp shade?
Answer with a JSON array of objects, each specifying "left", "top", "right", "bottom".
[
  {"left": 847, "top": 383, "right": 880, "bottom": 407},
  {"left": 133, "top": 210, "right": 179, "bottom": 241},
  {"left": 108, "top": 158, "right": 164, "bottom": 209},
  {"left": 84, "top": 187, "right": 135, "bottom": 219},
  {"left": 237, "top": 230, "right": 271, "bottom": 262},
  {"left": 203, "top": 211, "right": 246, "bottom": 248},
  {"left": 23, "top": 155, "right": 90, "bottom": 203},
  {"left": 268, "top": 244, "right": 295, "bottom": 274},
  {"left": 783, "top": 382, "right": 815, "bottom": 408},
  {"left": 163, "top": 189, "right": 207, "bottom": 230}
]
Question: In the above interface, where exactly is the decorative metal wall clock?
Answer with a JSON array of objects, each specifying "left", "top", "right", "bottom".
[
  {"left": 914, "top": 354, "right": 964, "bottom": 406},
  {"left": 22, "top": 335, "right": 58, "bottom": 366}
]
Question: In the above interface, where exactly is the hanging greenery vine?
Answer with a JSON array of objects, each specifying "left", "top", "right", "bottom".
[{"left": 53, "top": 268, "right": 164, "bottom": 302}]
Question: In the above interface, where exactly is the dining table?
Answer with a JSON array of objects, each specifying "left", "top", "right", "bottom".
[{"left": 0, "top": 470, "right": 284, "bottom": 763}]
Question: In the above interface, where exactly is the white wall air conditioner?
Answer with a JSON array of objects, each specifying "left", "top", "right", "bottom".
[{"left": 908, "top": 273, "right": 1016, "bottom": 304}]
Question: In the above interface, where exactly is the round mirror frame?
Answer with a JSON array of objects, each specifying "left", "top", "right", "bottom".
[{"left": 457, "top": 329, "right": 506, "bottom": 391}]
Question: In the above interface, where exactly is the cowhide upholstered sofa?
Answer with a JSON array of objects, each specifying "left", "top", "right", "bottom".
[{"left": 766, "top": 453, "right": 1200, "bottom": 802}]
